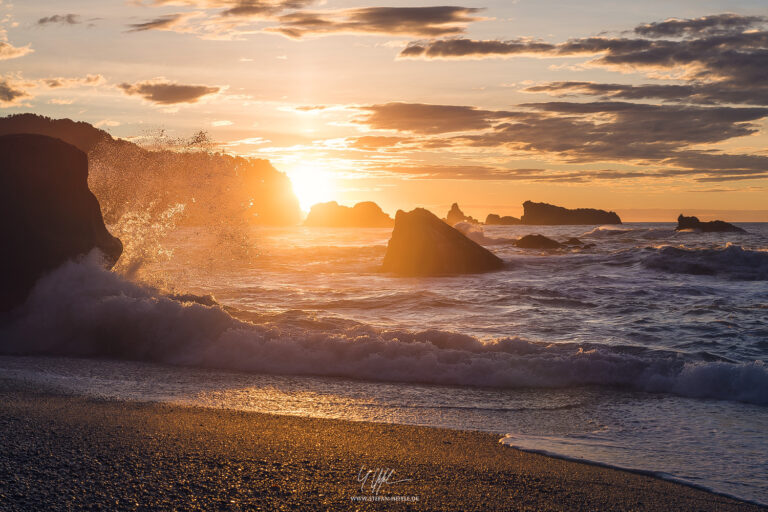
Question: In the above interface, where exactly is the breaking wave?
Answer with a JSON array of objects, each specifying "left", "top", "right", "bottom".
[
  {"left": 643, "top": 244, "right": 768, "bottom": 280},
  {"left": 1, "top": 257, "right": 766, "bottom": 405}
]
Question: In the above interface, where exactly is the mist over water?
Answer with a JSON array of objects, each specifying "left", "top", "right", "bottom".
[{"left": 1, "top": 220, "right": 767, "bottom": 503}]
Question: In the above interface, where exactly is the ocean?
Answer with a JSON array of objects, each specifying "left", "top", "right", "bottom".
[{"left": 1, "top": 222, "right": 766, "bottom": 504}]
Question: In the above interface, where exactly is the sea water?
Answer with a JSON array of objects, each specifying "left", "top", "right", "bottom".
[{"left": 1, "top": 222, "right": 766, "bottom": 503}]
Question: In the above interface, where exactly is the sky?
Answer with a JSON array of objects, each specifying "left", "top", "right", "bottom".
[{"left": 2, "top": 0, "right": 768, "bottom": 220}]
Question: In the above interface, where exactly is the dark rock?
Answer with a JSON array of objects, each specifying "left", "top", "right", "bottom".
[
  {"left": 0, "top": 134, "right": 122, "bottom": 311},
  {"left": 485, "top": 214, "right": 521, "bottom": 225},
  {"left": 514, "top": 234, "right": 563, "bottom": 250},
  {"left": 446, "top": 203, "right": 479, "bottom": 225},
  {"left": 304, "top": 201, "right": 393, "bottom": 227},
  {"left": 521, "top": 201, "right": 621, "bottom": 225},
  {"left": 0, "top": 113, "right": 303, "bottom": 227},
  {"left": 675, "top": 215, "right": 746, "bottom": 233},
  {"left": 382, "top": 208, "right": 504, "bottom": 275}
]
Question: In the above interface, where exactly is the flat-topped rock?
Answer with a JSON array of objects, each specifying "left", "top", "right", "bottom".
[
  {"left": 0, "top": 134, "right": 122, "bottom": 311},
  {"left": 485, "top": 214, "right": 521, "bottom": 225},
  {"left": 304, "top": 201, "right": 393, "bottom": 228},
  {"left": 521, "top": 201, "right": 621, "bottom": 225},
  {"left": 676, "top": 215, "right": 746, "bottom": 233},
  {"left": 382, "top": 208, "right": 504, "bottom": 275}
]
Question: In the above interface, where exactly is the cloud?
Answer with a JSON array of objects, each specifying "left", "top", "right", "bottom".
[
  {"left": 353, "top": 100, "right": 768, "bottom": 182},
  {"left": 0, "top": 78, "right": 30, "bottom": 106},
  {"left": 211, "top": 119, "right": 233, "bottom": 126},
  {"left": 356, "top": 102, "right": 519, "bottom": 134},
  {"left": 268, "top": 6, "right": 483, "bottom": 39},
  {"left": 94, "top": 120, "right": 122, "bottom": 128},
  {"left": 118, "top": 79, "right": 221, "bottom": 104},
  {"left": 0, "top": 41, "right": 33, "bottom": 60},
  {"left": 522, "top": 81, "right": 768, "bottom": 106},
  {"left": 127, "top": 13, "right": 196, "bottom": 32},
  {"left": 345, "top": 135, "right": 411, "bottom": 150},
  {"left": 129, "top": 3, "right": 482, "bottom": 39},
  {"left": 37, "top": 14, "right": 81, "bottom": 25},
  {"left": 634, "top": 13, "right": 766, "bottom": 38},
  {"left": 400, "top": 37, "right": 556, "bottom": 59},
  {"left": 398, "top": 15, "right": 768, "bottom": 81},
  {"left": 43, "top": 74, "right": 106, "bottom": 88}
]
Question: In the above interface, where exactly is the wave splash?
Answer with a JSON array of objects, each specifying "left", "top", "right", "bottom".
[
  {"left": 643, "top": 244, "right": 768, "bottom": 280},
  {"left": 1, "top": 257, "right": 766, "bottom": 405}
]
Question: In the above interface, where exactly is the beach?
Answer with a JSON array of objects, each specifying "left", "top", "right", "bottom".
[{"left": 0, "top": 379, "right": 760, "bottom": 511}]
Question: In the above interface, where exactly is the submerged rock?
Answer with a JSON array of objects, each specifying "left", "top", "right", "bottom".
[
  {"left": 676, "top": 215, "right": 746, "bottom": 233},
  {"left": 382, "top": 208, "right": 504, "bottom": 275},
  {"left": 513, "top": 234, "right": 563, "bottom": 249},
  {"left": 304, "top": 201, "right": 393, "bottom": 228},
  {"left": 446, "top": 203, "right": 479, "bottom": 225},
  {"left": 521, "top": 201, "right": 621, "bottom": 225},
  {"left": 485, "top": 213, "right": 521, "bottom": 225},
  {"left": 0, "top": 134, "right": 122, "bottom": 311}
]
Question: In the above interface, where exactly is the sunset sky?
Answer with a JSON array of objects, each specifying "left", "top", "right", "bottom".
[{"left": 3, "top": 0, "right": 768, "bottom": 220}]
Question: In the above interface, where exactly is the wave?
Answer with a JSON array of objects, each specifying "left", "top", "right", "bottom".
[
  {"left": 1, "top": 257, "right": 766, "bottom": 405},
  {"left": 643, "top": 244, "right": 768, "bottom": 280}
]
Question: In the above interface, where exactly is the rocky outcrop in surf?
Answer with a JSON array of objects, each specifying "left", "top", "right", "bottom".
[
  {"left": 304, "top": 201, "right": 393, "bottom": 228},
  {"left": 676, "top": 215, "right": 746, "bottom": 233},
  {"left": 485, "top": 213, "right": 521, "bottom": 225},
  {"left": 446, "top": 203, "right": 479, "bottom": 225},
  {"left": 521, "top": 201, "right": 621, "bottom": 225},
  {"left": 382, "top": 208, "right": 504, "bottom": 275},
  {"left": 514, "top": 234, "right": 563, "bottom": 249},
  {"left": 0, "top": 134, "right": 122, "bottom": 311}
]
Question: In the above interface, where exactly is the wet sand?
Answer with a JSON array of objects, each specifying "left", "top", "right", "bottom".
[{"left": 0, "top": 380, "right": 761, "bottom": 511}]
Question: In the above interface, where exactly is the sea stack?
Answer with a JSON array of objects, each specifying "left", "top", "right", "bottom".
[
  {"left": 446, "top": 203, "right": 479, "bottom": 225},
  {"left": 304, "top": 201, "right": 393, "bottom": 227},
  {"left": 0, "top": 134, "right": 122, "bottom": 311},
  {"left": 521, "top": 201, "right": 621, "bottom": 225},
  {"left": 676, "top": 215, "right": 746, "bottom": 233},
  {"left": 382, "top": 208, "right": 504, "bottom": 276}
]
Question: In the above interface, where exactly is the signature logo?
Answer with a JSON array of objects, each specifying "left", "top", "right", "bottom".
[{"left": 356, "top": 467, "right": 412, "bottom": 495}]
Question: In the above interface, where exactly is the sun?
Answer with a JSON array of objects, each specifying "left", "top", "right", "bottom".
[{"left": 286, "top": 164, "right": 337, "bottom": 212}]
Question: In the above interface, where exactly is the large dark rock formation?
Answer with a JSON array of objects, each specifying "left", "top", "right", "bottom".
[
  {"left": 382, "top": 208, "right": 504, "bottom": 275},
  {"left": 514, "top": 234, "right": 563, "bottom": 249},
  {"left": 304, "top": 201, "right": 393, "bottom": 228},
  {"left": 676, "top": 215, "right": 746, "bottom": 233},
  {"left": 0, "top": 134, "right": 122, "bottom": 311},
  {"left": 446, "top": 203, "right": 479, "bottom": 225},
  {"left": 0, "top": 114, "right": 303, "bottom": 226},
  {"left": 485, "top": 213, "right": 520, "bottom": 225},
  {"left": 521, "top": 201, "right": 621, "bottom": 225}
]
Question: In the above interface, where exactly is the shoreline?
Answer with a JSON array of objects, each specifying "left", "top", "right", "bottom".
[{"left": 0, "top": 380, "right": 762, "bottom": 511}]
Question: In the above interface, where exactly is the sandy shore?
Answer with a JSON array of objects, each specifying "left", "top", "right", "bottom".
[{"left": 0, "top": 380, "right": 761, "bottom": 511}]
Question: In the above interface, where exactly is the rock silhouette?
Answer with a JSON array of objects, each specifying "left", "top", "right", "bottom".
[
  {"left": 676, "top": 215, "right": 746, "bottom": 233},
  {"left": 382, "top": 208, "right": 504, "bottom": 275},
  {"left": 0, "top": 114, "right": 302, "bottom": 226},
  {"left": 446, "top": 203, "right": 479, "bottom": 225},
  {"left": 514, "top": 234, "right": 563, "bottom": 249},
  {"left": 0, "top": 134, "right": 122, "bottom": 311},
  {"left": 521, "top": 201, "right": 621, "bottom": 225},
  {"left": 485, "top": 214, "right": 520, "bottom": 225},
  {"left": 304, "top": 201, "right": 393, "bottom": 227}
]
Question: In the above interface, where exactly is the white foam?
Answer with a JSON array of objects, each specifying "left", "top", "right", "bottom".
[{"left": 1, "top": 257, "right": 766, "bottom": 406}]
